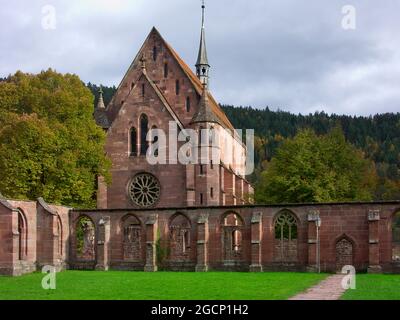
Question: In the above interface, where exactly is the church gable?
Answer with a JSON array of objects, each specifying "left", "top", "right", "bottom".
[
  {"left": 106, "top": 27, "right": 234, "bottom": 130},
  {"left": 107, "top": 71, "right": 182, "bottom": 143},
  {"left": 107, "top": 28, "right": 199, "bottom": 127}
]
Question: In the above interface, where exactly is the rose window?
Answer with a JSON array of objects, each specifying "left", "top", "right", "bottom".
[{"left": 129, "top": 173, "right": 160, "bottom": 207}]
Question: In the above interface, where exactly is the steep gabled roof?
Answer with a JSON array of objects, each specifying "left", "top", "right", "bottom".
[
  {"left": 107, "top": 27, "right": 234, "bottom": 131},
  {"left": 141, "top": 70, "right": 185, "bottom": 131},
  {"left": 111, "top": 68, "right": 185, "bottom": 131}
]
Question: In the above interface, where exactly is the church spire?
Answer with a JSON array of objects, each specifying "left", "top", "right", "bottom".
[{"left": 196, "top": 0, "right": 210, "bottom": 87}]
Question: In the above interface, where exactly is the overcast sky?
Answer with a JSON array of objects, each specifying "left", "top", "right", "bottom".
[{"left": 1, "top": 0, "right": 399, "bottom": 116}]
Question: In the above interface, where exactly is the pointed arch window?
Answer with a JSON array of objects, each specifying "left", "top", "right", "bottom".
[
  {"left": 17, "top": 210, "right": 28, "bottom": 260},
  {"left": 274, "top": 210, "right": 298, "bottom": 263},
  {"left": 130, "top": 128, "right": 137, "bottom": 156},
  {"left": 151, "top": 125, "right": 159, "bottom": 157},
  {"left": 169, "top": 214, "right": 191, "bottom": 260},
  {"left": 140, "top": 114, "right": 149, "bottom": 155}
]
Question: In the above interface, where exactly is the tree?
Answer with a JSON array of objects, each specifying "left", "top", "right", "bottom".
[
  {"left": 0, "top": 70, "right": 111, "bottom": 208},
  {"left": 255, "top": 127, "right": 377, "bottom": 204}
]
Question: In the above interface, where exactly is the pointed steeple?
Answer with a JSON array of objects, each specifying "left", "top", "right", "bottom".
[
  {"left": 94, "top": 86, "right": 110, "bottom": 129},
  {"left": 140, "top": 54, "right": 147, "bottom": 74},
  {"left": 196, "top": 0, "right": 210, "bottom": 87},
  {"left": 191, "top": 83, "right": 220, "bottom": 125},
  {"left": 97, "top": 87, "right": 106, "bottom": 110}
]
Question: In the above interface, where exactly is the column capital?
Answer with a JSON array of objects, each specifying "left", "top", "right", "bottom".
[
  {"left": 197, "top": 213, "right": 209, "bottom": 224},
  {"left": 146, "top": 214, "right": 158, "bottom": 225},
  {"left": 251, "top": 212, "right": 262, "bottom": 224},
  {"left": 368, "top": 210, "right": 380, "bottom": 221},
  {"left": 308, "top": 210, "right": 320, "bottom": 222}
]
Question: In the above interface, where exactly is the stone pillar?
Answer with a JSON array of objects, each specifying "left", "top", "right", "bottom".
[
  {"left": 51, "top": 214, "right": 61, "bottom": 270},
  {"left": 95, "top": 216, "right": 110, "bottom": 271},
  {"left": 97, "top": 176, "right": 108, "bottom": 209},
  {"left": 250, "top": 212, "right": 263, "bottom": 272},
  {"left": 11, "top": 209, "right": 20, "bottom": 276},
  {"left": 196, "top": 214, "right": 209, "bottom": 272},
  {"left": 307, "top": 210, "right": 319, "bottom": 272},
  {"left": 368, "top": 210, "right": 382, "bottom": 273},
  {"left": 144, "top": 214, "right": 158, "bottom": 272}
]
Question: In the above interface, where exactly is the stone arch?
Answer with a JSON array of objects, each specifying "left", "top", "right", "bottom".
[
  {"left": 121, "top": 214, "right": 142, "bottom": 261},
  {"left": 221, "top": 211, "right": 244, "bottom": 261},
  {"left": 273, "top": 209, "right": 298, "bottom": 263},
  {"left": 392, "top": 210, "right": 400, "bottom": 261},
  {"left": 75, "top": 215, "right": 95, "bottom": 261},
  {"left": 169, "top": 213, "right": 192, "bottom": 261},
  {"left": 17, "top": 209, "right": 28, "bottom": 261},
  {"left": 140, "top": 114, "right": 149, "bottom": 155},
  {"left": 335, "top": 234, "right": 355, "bottom": 271}
]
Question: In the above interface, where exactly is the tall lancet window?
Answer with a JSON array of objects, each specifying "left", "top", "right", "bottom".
[
  {"left": 151, "top": 125, "right": 159, "bottom": 157},
  {"left": 130, "top": 128, "right": 137, "bottom": 157},
  {"left": 140, "top": 114, "right": 149, "bottom": 155}
]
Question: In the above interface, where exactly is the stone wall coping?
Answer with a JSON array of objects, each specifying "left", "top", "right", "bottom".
[
  {"left": 72, "top": 200, "right": 400, "bottom": 213},
  {"left": 37, "top": 197, "right": 58, "bottom": 216}
]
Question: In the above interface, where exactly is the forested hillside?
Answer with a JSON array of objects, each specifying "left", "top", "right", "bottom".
[{"left": 88, "top": 84, "right": 400, "bottom": 200}]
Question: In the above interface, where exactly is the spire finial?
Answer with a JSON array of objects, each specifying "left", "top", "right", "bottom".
[
  {"left": 196, "top": 0, "right": 210, "bottom": 87},
  {"left": 202, "top": 0, "right": 205, "bottom": 28},
  {"left": 140, "top": 54, "right": 147, "bottom": 72},
  {"left": 97, "top": 86, "right": 106, "bottom": 110}
]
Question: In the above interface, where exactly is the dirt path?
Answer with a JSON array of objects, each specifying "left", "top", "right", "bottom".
[{"left": 289, "top": 274, "right": 347, "bottom": 300}]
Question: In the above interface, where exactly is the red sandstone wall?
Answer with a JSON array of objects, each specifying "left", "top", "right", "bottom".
[
  {"left": 0, "top": 199, "right": 70, "bottom": 276},
  {"left": 71, "top": 202, "right": 400, "bottom": 273}
]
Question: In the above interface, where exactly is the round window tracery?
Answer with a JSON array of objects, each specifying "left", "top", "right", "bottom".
[{"left": 129, "top": 173, "right": 160, "bottom": 207}]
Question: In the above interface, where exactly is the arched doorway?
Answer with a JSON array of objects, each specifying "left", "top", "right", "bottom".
[
  {"left": 336, "top": 237, "right": 354, "bottom": 271},
  {"left": 57, "top": 216, "right": 63, "bottom": 259}
]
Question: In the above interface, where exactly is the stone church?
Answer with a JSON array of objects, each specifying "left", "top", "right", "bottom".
[
  {"left": 1, "top": 5, "right": 400, "bottom": 276},
  {"left": 94, "top": 13, "right": 252, "bottom": 209}
]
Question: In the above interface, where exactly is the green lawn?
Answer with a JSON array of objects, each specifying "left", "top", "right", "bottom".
[
  {"left": 0, "top": 271, "right": 327, "bottom": 300},
  {"left": 341, "top": 274, "right": 400, "bottom": 300}
]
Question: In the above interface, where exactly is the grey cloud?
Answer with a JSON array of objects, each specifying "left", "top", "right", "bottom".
[{"left": 0, "top": 0, "right": 399, "bottom": 116}]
